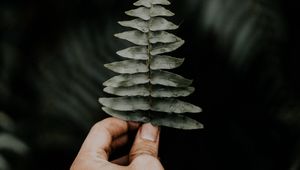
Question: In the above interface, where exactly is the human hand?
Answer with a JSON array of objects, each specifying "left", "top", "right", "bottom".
[{"left": 71, "top": 117, "right": 164, "bottom": 170}]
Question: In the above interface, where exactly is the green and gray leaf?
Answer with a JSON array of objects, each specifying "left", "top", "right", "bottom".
[
  {"left": 134, "top": 0, "right": 171, "bottom": 8},
  {"left": 104, "top": 60, "right": 148, "bottom": 74},
  {"left": 150, "top": 55, "right": 184, "bottom": 70},
  {"left": 100, "top": 0, "right": 203, "bottom": 130},
  {"left": 103, "top": 73, "right": 149, "bottom": 87},
  {"left": 116, "top": 46, "right": 148, "bottom": 60}
]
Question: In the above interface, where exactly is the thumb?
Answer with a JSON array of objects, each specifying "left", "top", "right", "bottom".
[{"left": 129, "top": 123, "right": 160, "bottom": 162}]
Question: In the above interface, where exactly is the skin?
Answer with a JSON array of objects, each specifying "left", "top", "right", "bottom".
[{"left": 71, "top": 117, "right": 164, "bottom": 170}]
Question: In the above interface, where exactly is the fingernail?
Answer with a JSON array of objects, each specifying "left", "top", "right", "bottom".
[{"left": 140, "top": 123, "right": 159, "bottom": 142}]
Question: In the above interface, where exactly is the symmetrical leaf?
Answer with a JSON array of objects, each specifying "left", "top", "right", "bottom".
[
  {"left": 116, "top": 46, "right": 148, "bottom": 60},
  {"left": 104, "top": 60, "right": 148, "bottom": 74},
  {"left": 104, "top": 85, "right": 194, "bottom": 98},
  {"left": 134, "top": 0, "right": 171, "bottom": 8},
  {"left": 150, "top": 55, "right": 184, "bottom": 70},
  {"left": 149, "top": 17, "right": 179, "bottom": 31},
  {"left": 150, "top": 70, "right": 193, "bottom": 87},
  {"left": 103, "top": 73, "right": 149, "bottom": 87},
  {"left": 99, "top": 0, "right": 203, "bottom": 129}
]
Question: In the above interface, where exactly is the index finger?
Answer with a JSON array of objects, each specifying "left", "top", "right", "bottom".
[{"left": 76, "top": 117, "right": 140, "bottom": 160}]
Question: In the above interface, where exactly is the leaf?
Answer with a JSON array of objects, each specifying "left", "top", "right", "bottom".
[
  {"left": 101, "top": 0, "right": 204, "bottom": 130},
  {"left": 151, "top": 98, "right": 202, "bottom": 113},
  {"left": 126, "top": 7, "right": 151, "bottom": 20},
  {"left": 150, "top": 5, "right": 174, "bottom": 17},
  {"left": 0, "top": 155, "right": 9, "bottom": 170},
  {"left": 103, "top": 73, "right": 149, "bottom": 87},
  {"left": 118, "top": 19, "right": 149, "bottom": 33},
  {"left": 151, "top": 40, "right": 185, "bottom": 55},
  {"left": 125, "top": 6, "right": 174, "bottom": 21},
  {"left": 102, "top": 107, "right": 150, "bottom": 122},
  {"left": 115, "top": 31, "right": 148, "bottom": 45},
  {"left": 151, "top": 70, "right": 193, "bottom": 87},
  {"left": 150, "top": 113, "right": 204, "bottom": 129},
  {"left": 101, "top": 108, "right": 203, "bottom": 130},
  {"left": 99, "top": 97, "right": 150, "bottom": 111},
  {"left": 100, "top": 97, "right": 201, "bottom": 113},
  {"left": 0, "top": 134, "right": 29, "bottom": 155},
  {"left": 104, "top": 85, "right": 194, "bottom": 98},
  {"left": 104, "top": 85, "right": 150, "bottom": 96},
  {"left": 149, "top": 31, "right": 181, "bottom": 44},
  {"left": 150, "top": 55, "right": 184, "bottom": 70},
  {"left": 0, "top": 112, "right": 15, "bottom": 131},
  {"left": 150, "top": 17, "right": 179, "bottom": 31},
  {"left": 104, "top": 60, "right": 148, "bottom": 74},
  {"left": 151, "top": 86, "right": 195, "bottom": 97},
  {"left": 116, "top": 46, "right": 148, "bottom": 60},
  {"left": 134, "top": 0, "right": 171, "bottom": 8}
]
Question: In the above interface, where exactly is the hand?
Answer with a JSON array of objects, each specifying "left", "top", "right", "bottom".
[{"left": 71, "top": 117, "right": 164, "bottom": 170}]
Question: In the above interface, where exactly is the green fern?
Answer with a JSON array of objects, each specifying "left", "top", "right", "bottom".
[{"left": 99, "top": 0, "right": 203, "bottom": 130}]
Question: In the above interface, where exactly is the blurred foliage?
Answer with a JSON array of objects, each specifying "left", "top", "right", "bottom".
[
  {"left": 0, "top": 112, "right": 29, "bottom": 170},
  {"left": 0, "top": 0, "right": 300, "bottom": 170}
]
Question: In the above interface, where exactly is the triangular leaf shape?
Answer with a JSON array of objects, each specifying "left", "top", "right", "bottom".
[
  {"left": 99, "top": 97, "right": 150, "bottom": 111},
  {"left": 102, "top": 107, "right": 150, "bottom": 122},
  {"left": 134, "top": 0, "right": 171, "bottom": 8},
  {"left": 150, "top": 55, "right": 184, "bottom": 70},
  {"left": 151, "top": 86, "right": 195, "bottom": 97},
  {"left": 151, "top": 70, "right": 193, "bottom": 87},
  {"left": 150, "top": 5, "right": 174, "bottom": 17},
  {"left": 103, "top": 73, "right": 149, "bottom": 87},
  {"left": 126, "top": 7, "right": 151, "bottom": 20},
  {"left": 149, "top": 17, "right": 179, "bottom": 31},
  {"left": 151, "top": 40, "right": 185, "bottom": 55},
  {"left": 100, "top": 0, "right": 203, "bottom": 130},
  {"left": 104, "top": 85, "right": 194, "bottom": 98},
  {"left": 149, "top": 31, "right": 181, "bottom": 44},
  {"left": 150, "top": 113, "right": 204, "bottom": 129},
  {"left": 118, "top": 19, "right": 149, "bottom": 33},
  {"left": 115, "top": 31, "right": 148, "bottom": 45},
  {"left": 102, "top": 107, "right": 203, "bottom": 130},
  {"left": 104, "top": 85, "right": 150, "bottom": 97},
  {"left": 100, "top": 97, "right": 202, "bottom": 114},
  {"left": 104, "top": 60, "right": 148, "bottom": 74},
  {"left": 116, "top": 46, "right": 148, "bottom": 60},
  {"left": 125, "top": 6, "right": 174, "bottom": 21},
  {"left": 152, "top": 98, "right": 202, "bottom": 113}
]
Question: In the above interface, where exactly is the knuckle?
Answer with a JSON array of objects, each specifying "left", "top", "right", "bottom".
[{"left": 130, "top": 142, "right": 158, "bottom": 160}]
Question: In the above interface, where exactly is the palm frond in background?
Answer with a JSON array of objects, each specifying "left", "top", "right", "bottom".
[
  {"left": 200, "top": 0, "right": 285, "bottom": 69},
  {"left": 0, "top": 112, "right": 29, "bottom": 170}
]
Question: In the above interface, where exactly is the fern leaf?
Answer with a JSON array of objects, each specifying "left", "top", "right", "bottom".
[
  {"left": 150, "top": 70, "right": 193, "bottom": 87},
  {"left": 150, "top": 55, "right": 184, "bottom": 70},
  {"left": 104, "top": 85, "right": 150, "bottom": 97},
  {"left": 102, "top": 107, "right": 203, "bottom": 130},
  {"left": 103, "top": 73, "right": 149, "bottom": 87},
  {"left": 149, "top": 17, "right": 179, "bottom": 31},
  {"left": 114, "top": 31, "right": 148, "bottom": 45},
  {"left": 151, "top": 40, "right": 185, "bottom": 55},
  {"left": 104, "top": 85, "right": 194, "bottom": 98},
  {"left": 149, "top": 31, "right": 181, "bottom": 44},
  {"left": 134, "top": 0, "right": 171, "bottom": 8},
  {"left": 99, "top": 0, "right": 203, "bottom": 129},
  {"left": 150, "top": 113, "right": 204, "bottom": 129},
  {"left": 118, "top": 19, "right": 149, "bottom": 33},
  {"left": 150, "top": 86, "right": 195, "bottom": 97},
  {"left": 104, "top": 60, "right": 148, "bottom": 74},
  {"left": 116, "top": 46, "right": 148, "bottom": 60}
]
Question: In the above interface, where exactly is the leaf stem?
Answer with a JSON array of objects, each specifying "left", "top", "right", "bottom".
[{"left": 147, "top": 5, "right": 153, "bottom": 114}]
